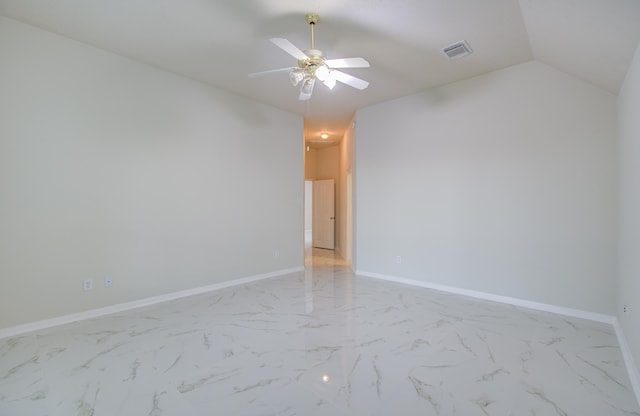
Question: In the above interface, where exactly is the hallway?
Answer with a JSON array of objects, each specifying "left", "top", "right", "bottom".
[{"left": 305, "top": 230, "right": 350, "bottom": 268}]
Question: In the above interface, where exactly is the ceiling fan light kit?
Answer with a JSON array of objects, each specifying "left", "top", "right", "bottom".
[
  {"left": 249, "top": 13, "right": 370, "bottom": 101},
  {"left": 289, "top": 69, "right": 304, "bottom": 86},
  {"left": 299, "top": 78, "right": 315, "bottom": 101}
]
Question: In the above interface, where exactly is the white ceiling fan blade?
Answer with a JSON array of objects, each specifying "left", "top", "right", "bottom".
[
  {"left": 332, "top": 70, "right": 370, "bottom": 90},
  {"left": 270, "top": 38, "right": 308, "bottom": 61},
  {"left": 248, "top": 67, "right": 292, "bottom": 78},
  {"left": 324, "top": 57, "right": 370, "bottom": 69},
  {"left": 299, "top": 78, "right": 316, "bottom": 101},
  {"left": 322, "top": 77, "right": 336, "bottom": 90}
]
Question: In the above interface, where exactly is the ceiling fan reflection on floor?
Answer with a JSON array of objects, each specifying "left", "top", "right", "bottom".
[{"left": 249, "top": 13, "right": 370, "bottom": 101}]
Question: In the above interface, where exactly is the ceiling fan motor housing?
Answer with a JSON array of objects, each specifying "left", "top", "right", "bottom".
[{"left": 299, "top": 49, "right": 325, "bottom": 68}]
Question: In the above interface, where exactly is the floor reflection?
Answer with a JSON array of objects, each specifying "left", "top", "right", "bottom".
[{"left": 304, "top": 231, "right": 351, "bottom": 268}]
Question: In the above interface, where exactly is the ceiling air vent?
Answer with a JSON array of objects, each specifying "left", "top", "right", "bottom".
[{"left": 442, "top": 40, "right": 473, "bottom": 60}]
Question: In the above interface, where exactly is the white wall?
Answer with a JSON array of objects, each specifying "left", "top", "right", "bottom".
[
  {"left": 304, "top": 146, "right": 316, "bottom": 180},
  {"left": 304, "top": 181, "right": 313, "bottom": 231},
  {"left": 338, "top": 119, "right": 356, "bottom": 262},
  {"left": 618, "top": 42, "right": 640, "bottom": 375},
  {"left": 313, "top": 146, "right": 341, "bottom": 181},
  {"left": 356, "top": 61, "right": 617, "bottom": 314},
  {"left": 0, "top": 17, "right": 303, "bottom": 329}
]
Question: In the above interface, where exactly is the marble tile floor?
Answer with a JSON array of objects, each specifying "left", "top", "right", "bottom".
[{"left": 1, "top": 261, "right": 639, "bottom": 415}]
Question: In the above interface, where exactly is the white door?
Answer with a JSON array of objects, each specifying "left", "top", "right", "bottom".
[{"left": 312, "top": 179, "right": 335, "bottom": 249}]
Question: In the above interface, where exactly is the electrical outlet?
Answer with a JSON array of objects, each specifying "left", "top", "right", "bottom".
[
  {"left": 395, "top": 255, "right": 402, "bottom": 264},
  {"left": 623, "top": 304, "right": 628, "bottom": 313},
  {"left": 104, "top": 276, "right": 113, "bottom": 287},
  {"left": 274, "top": 250, "right": 280, "bottom": 259},
  {"left": 83, "top": 278, "right": 93, "bottom": 291}
]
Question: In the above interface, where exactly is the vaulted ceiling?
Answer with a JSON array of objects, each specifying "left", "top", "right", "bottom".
[{"left": 2, "top": 0, "right": 640, "bottom": 144}]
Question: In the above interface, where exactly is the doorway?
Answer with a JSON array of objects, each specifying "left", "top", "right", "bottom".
[{"left": 304, "top": 145, "right": 352, "bottom": 267}]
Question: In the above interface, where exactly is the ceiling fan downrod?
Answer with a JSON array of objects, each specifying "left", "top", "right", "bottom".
[{"left": 305, "top": 13, "right": 319, "bottom": 50}]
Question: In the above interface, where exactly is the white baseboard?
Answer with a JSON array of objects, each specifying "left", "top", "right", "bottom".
[
  {"left": 356, "top": 270, "right": 640, "bottom": 406},
  {"left": 614, "top": 318, "right": 640, "bottom": 408},
  {"left": 356, "top": 270, "right": 615, "bottom": 324},
  {"left": 0, "top": 266, "right": 304, "bottom": 340}
]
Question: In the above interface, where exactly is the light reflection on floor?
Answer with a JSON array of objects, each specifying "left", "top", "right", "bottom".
[{"left": 304, "top": 231, "right": 351, "bottom": 268}]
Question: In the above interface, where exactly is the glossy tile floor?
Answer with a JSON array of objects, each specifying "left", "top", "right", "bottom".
[{"left": 1, "top": 248, "right": 639, "bottom": 415}]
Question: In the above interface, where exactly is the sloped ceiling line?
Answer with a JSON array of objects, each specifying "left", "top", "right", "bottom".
[{"left": 1, "top": 0, "right": 639, "bottom": 137}]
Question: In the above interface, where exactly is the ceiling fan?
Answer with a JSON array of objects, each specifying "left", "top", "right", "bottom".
[{"left": 249, "top": 13, "right": 370, "bottom": 101}]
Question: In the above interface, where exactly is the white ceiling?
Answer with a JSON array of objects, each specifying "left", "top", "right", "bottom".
[{"left": 2, "top": 0, "right": 639, "bottom": 143}]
